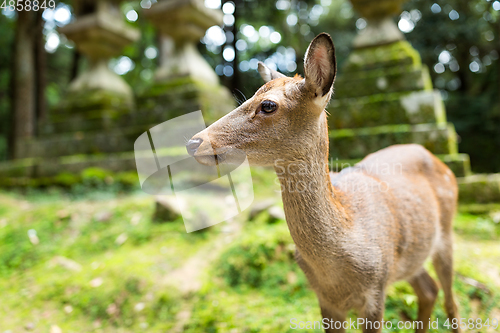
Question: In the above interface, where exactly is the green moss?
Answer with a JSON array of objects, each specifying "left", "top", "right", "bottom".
[
  {"left": 335, "top": 65, "right": 429, "bottom": 98},
  {"left": 329, "top": 123, "right": 458, "bottom": 159},
  {"left": 343, "top": 40, "right": 422, "bottom": 72},
  {"left": 54, "top": 89, "right": 134, "bottom": 115},
  {"left": 437, "top": 154, "right": 471, "bottom": 177},
  {"left": 215, "top": 222, "right": 299, "bottom": 289},
  {"left": 458, "top": 173, "right": 500, "bottom": 203},
  {"left": 137, "top": 76, "right": 235, "bottom": 124},
  {"left": 54, "top": 172, "right": 80, "bottom": 187},
  {"left": 329, "top": 90, "right": 446, "bottom": 129}
]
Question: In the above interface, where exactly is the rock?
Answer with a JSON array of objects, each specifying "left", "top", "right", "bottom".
[
  {"left": 134, "top": 302, "right": 145, "bottom": 312},
  {"left": 153, "top": 195, "right": 181, "bottom": 222},
  {"left": 249, "top": 199, "right": 276, "bottom": 220},
  {"left": 267, "top": 206, "right": 286, "bottom": 223},
  {"left": 50, "top": 256, "right": 82, "bottom": 272},
  {"left": 27, "top": 229, "right": 39, "bottom": 245},
  {"left": 50, "top": 325, "right": 62, "bottom": 333},
  {"left": 115, "top": 233, "right": 128, "bottom": 245},
  {"left": 106, "top": 303, "right": 118, "bottom": 316},
  {"left": 130, "top": 212, "right": 142, "bottom": 225},
  {"left": 90, "top": 277, "right": 103, "bottom": 288},
  {"left": 287, "top": 271, "right": 298, "bottom": 284},
  {"left": 94, "top": 211, "right": 113, "bottom": 222},
  {"left": 24, "top": 322, "right": 35, "bottom": 331},
  {"left": 56, "top": 210, "right": 71, "bottom": 220},
  {"left": 491, "top": 211, "right": 500, "bottom": 224}
]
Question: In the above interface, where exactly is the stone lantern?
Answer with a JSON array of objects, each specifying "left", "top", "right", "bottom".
[
  {"left": 143, "top": 0, "right": 223, "bottom": 84},
  {"left": 59, "top": 0, "right": 140, "bottom": 106},
  {"left": 140, "top": 0, "right": 235, "bottom": 124},
  {"left": 326, "top": 0, "right": 471, "bottom": 180}
]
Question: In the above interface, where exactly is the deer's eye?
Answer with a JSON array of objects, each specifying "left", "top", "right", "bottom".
[{"left": 261, "top": 100, "right": 278, "bottom": 113}]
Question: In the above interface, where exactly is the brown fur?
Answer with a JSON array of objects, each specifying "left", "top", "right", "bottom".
[{"left": 189, "top": 33, "right": 461, "bottom": 333}]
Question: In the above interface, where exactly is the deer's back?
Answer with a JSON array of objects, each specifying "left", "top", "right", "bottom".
[{"left": 330, "top": 144, "right": 457, "bottom": 282}]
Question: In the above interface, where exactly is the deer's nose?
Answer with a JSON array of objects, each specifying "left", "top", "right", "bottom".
[{"left": 186, "top": 138, "right": 203, "bottom": 156}]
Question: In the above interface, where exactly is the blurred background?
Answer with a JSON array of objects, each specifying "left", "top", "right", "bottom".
[
  {"left": 0, "top": 0, "right": 499, "bottom": 332},
  {"left": 1, "top": 0, "right": 500, "bottom": 172}
]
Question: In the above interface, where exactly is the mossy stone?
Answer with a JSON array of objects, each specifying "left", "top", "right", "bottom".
[
  {"left": 343, "top": 40, "right": 422, "bottom": 73},
  {"left": 457, "top": 174, "right": 500, "bottom": 203},
  {"left": 329, "top": 123, "right": 458, "bottom": 159},
  {"left": 328, "top": 90, "right": 446, "bottom": 129}
]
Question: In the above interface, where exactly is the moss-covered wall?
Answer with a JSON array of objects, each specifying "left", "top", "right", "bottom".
[{"left": 0, "top": 76, "right": 236, "bottom": 184}]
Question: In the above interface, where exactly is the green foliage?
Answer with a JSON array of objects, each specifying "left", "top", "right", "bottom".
[
  {"left": 0, "top": 186, "right": 499, "bottom": 331},
  {"left": 403, "top": 0, "right": 500, "bottom": 172},
  {"left": 216, "top": 222, "right": 295, "bottom": 287},
  {"left": 214, "top": 220, "right": 310, "bottom": 299},
  {"left": 81, "top": 167, "right": 113, "bottom": 186}
]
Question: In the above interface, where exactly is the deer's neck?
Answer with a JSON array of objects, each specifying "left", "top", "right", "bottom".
[{"left": 274, "top": 114, "right": 350, "bottom": 259}]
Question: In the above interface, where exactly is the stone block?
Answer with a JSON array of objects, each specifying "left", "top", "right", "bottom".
[
  {"left": 439, "top": 153, "right": 471, "bottom": 178},
  {"left": 329, "top": 123, "right": 458, "bottom": 159},
  {"left": 457, "top": 174, "right": 500, "bottom": 203},
  {"left": 16, "top": 126, "right": 148, "bottom": 159},
  {"left": 137, "top": 76, "right": 235, "bottom": 124},
  {"left": 334, "top": 64, "right": 433, "bottom": 99},
  {"left": 343, "top": 40, "right": 421, "bottom": 72},
  {"left": 153, "top": 195, "right": 182, "bottom": 222},
  {"left": 328, "top": 90, "right": 446, "bottom": 129}
]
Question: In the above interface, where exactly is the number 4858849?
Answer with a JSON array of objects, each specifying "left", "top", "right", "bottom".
[
  {"left": 1, "top": 1, "right": 57, "bottom": 11},
  {"left": 443, "top": 318, "right": 499, "bottom": 330}
]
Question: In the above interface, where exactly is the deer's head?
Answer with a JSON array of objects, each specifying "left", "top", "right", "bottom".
[{"left": 187, "top": 33, "right": 336, "bottom": 166}]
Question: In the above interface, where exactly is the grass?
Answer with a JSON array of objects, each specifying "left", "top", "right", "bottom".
[{"left": 0, "top": 168, "right": 499, "bottom": 332}]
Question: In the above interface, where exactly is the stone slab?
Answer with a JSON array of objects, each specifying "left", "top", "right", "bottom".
[
  {"left": 328, "top": 90, "right": 446, "bottom": 129},
  {"left": 329, "top": 123, "right": 458, "bottom": 159},
  {"left": 334, "top": 64, "right": 433, "bottom": 99},
  {"left": 457, "top": 173, "right": 500, "bottom": 203}
]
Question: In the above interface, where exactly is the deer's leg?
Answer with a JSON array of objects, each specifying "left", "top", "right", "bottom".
[
  {"left": 432, "top": 237, "right": 461, "bottom": 333},
  {"left": 319, "top": 301, "right": 346, "bottom": 333},
  {"left": 359, "top": 291, "right": 386, "bottom": 333},
  {"left": 408, "top": 269, "right": 439, "bottom": 333}
]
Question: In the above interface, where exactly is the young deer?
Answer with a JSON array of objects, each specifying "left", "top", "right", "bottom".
[{"left": 187, "top": 33, "right": 461, "bottom": 333}]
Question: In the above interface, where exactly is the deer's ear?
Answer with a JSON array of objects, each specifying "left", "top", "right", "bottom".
[
  {"left": 304, "top": 33, "right": 337, "bottom": 97},
  {"left": 258, "top": 62, "right": 286, "bottom": 83}
]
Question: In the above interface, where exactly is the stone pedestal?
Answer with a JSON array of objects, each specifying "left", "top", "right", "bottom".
[
  {"left": 328, "top": 0, "right": 470, "bottom": 177},
  {"left": 59, "top": 0, "right": 140, "bottom": 108}
]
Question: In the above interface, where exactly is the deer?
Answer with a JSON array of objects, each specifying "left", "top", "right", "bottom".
[{"left": 186, "top": 33, "right": 461, "bottom": 333}]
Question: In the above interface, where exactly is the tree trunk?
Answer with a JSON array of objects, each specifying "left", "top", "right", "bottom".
[
  {"left": 35, "top": 10, "right": 47, "bottom": 128},
  {"left": 12, "top": 9, "right": 36, "bottom": 159}
]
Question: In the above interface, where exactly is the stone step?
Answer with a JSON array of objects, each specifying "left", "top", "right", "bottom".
[
  {"left": 342, "top": 40, "right": 421, "bottom": 73},
  {"left": 12, "top": 122, "right": 459, "bottom": 171},
  {"left": 41, "top": 78, "right": 233, "bottom": 136},
  {"left": 329, "top": 123, "right": 458, "bottom": 160},
  {"left": 0, "top": 151, "right": 471, "bottom": 186},
  {"left": 328, "top": 90, "right": 447, "bottom": 129},
  {"left": 0, "top": 152, "right": 137, "bottom": 180},
  {"left": 16, "top": 125, "right": 149, "bottom": 159},
  {"left": 457, "top": 173, "right": 500, "bottom": 203},
  {"left": 39, "top": 100, "right": 200, "bottom": 136},
  {"left": 334, "top": 64, "right": 432, "bottom": 99}
]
